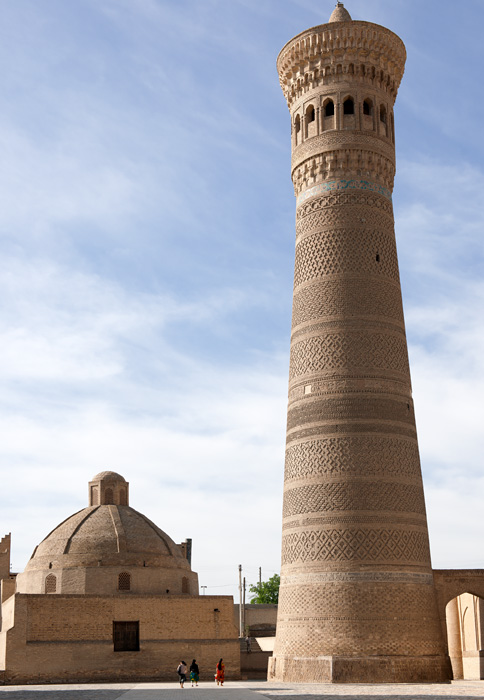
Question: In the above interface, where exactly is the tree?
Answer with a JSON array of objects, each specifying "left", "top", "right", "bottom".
[{"left": 249, "top": 574, "right": 280, "bottom": 604}]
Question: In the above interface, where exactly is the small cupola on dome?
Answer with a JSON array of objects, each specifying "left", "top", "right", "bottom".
[
  {"left": 89, "top": 471, "right": 129, "bottom": 506},
  {"left": 329, "top": 2, "right": 352, "bottom": 22}
]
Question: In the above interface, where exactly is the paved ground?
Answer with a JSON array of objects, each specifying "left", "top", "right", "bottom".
[{"left": 2, "top": 681, "right": 484, "bottom": 700}]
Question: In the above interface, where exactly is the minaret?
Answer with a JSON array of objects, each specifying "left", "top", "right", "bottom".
[{"left": 269, "top": 4, "right": 450, "bottom": 683}]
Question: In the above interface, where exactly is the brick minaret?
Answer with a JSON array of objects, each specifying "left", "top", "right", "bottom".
[{"left": 269, "top": 3, "right": 449, "bottom": 683}]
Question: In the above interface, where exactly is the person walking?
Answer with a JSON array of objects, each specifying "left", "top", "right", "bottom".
[
  {"left": 215, "top": 658, "right": 225, "bottom": 686},
  {"left": 177, "top": 660, "right": 188, "bottom": 688},
  {"left": 190, "top": 659, "right": 199, "bottom": 687}
]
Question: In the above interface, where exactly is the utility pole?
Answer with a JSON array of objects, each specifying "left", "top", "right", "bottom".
[
  {"left": 238, "top": 564, "right": 243, "bottom": 637},
  {"left": 259, "top": 567, "right": 262, "bottom": 585},
  {"left": 243, "top": 576, "right": 246, "bottom": 636}
]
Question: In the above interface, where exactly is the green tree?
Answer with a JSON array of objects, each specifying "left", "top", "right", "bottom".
[{"left": 249, "top": 574, "right": 280, "bottom": 604}]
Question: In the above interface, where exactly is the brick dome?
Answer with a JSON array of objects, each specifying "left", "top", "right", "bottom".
[
  {"left": 16, "top": 474, "right": 198, "bottom": 596},
  {"left": 91, "top": 470, "right": 126, "bottom": 481},
  {"left": 328, "top": 2, "right": 352, "bottom": 22}
]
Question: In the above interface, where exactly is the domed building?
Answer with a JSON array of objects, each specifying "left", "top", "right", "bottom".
[
  {"left": 0, "top": 473, "right": 239, "bottom": 684},
  {"left": 16, "top": 471, "right": 198, "bottom": 597}
]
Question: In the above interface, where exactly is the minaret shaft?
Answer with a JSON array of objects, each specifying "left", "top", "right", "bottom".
[{"left": 269, "top": 7, "right": 450, "bottom": 684}]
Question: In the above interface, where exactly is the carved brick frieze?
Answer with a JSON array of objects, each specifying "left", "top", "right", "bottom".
[
  {"left": 281, "top": 527, "right": 431, "bottom": 565},
  {"left": 282, "top": 513, "right": 428, "bottom": 531},
  {"left": 291, "top": 278, "right": 404, "bottom": 328},
  {"left": 274, "top": 625, "right": 442, "bottom": 658},
  {"left": 281, "top": 571, "right": 434, "bottom": 585},
  {"left": 277, "top": 21, "right": 406, "bottom": 108},
  {"left": 278, "top": 581, "right": 436, "bottom": 616},
  {"left": 286, "top": 395, "right": 415, "bottom": 433},
  {"left": 284, "top": 435, "right": 421, "bottom": 482},
  {"left": 282, "top": 481, "right": 426, "bottom": 518},
  {"left": 286, "top": 422, "right": 417, "bottom": 443},
  {"left": 288, "top": 376, "right": 411, "bottom": 402},
  {"left": 292, "top": 130, "right": 395, "bottom": 170},
  {"left": 296, "top": 203, "right": 394, "bottom": 241},
  {"left": 289, "top": 331, "right": 410, "bottom": 381},
  {"left": 293, "top": 228, "right": 400, "bottom": 287},
  {"left": 292, "top": 155, "right": 395, "bottom": 197},
  {"left": 296, "top": 190, "right": 393, "bottom": 220}
]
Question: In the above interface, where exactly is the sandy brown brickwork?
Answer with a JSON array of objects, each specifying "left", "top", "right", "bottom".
[
  {"left": 0, "top": 474, "right": 239, "bottom": 684},
  {"left": 0, "top": 535, "right": 10, "bottom": 583},
  {"left": 270, "top": 3, "right": 449, "bottom": 684},
  {"left": 1, "top": 594, "right": 239, "bottom": 684},
  {"left": 16, "top": 473, "right": 198, "bottom": 597}
]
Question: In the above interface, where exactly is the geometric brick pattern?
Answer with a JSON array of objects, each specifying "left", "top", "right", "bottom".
[
  {"left": 296, "top": 190, "right": 394, "bottom": 222},
  {"left": 284, "top": 436, "right": 422, "bottom": 481},
  {"left": 278, "top": 581, "right": 437, "bottom": 618},
  {"left": 286, "top": 396, "right": 415, "bottom": 432},
  {"left": 281, "top": 528, "right": 431, "bottom": 565},
  {"left": 274, "top": 619, "right": 443, "bottom": 658},
  {"left": 294, "top": 228, "right": 400, "bottom": 287},
  {"left": 282, "top": 482, "right": 426, "bottom": 518},
  {"left": 291, "top": 278, "right": 404, "bottom": 328},
  {"left": 295, "top": 200, "right": 393, "bottom": 239},
  {"left": 289, "top": 331, "right": 410, "bottom": 380}
]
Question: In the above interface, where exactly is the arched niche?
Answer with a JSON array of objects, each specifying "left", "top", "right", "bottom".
[{"left": 446, "top": 592, "right": 484, "bottom": 680}]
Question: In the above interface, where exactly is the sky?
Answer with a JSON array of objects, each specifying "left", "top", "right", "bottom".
[{"left": 0, "top": 0, "right": 483, "bottom": 601}]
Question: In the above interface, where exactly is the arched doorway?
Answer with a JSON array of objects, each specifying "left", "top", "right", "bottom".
[{"left": 446, "top": 592, "right": 484, "bottom": 679}]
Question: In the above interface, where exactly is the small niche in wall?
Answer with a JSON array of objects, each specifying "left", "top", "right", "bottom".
[
  {"left": 324, "top": 99, "right": 334, "bottom": 117},
  {"left": 306, "top": 105, "right": 315, "bottom": 123},
  {"left": 363, "top": 99, "right": 373, "bottom": 116},
  {"left": 343, "top": 97, "right": 354, "bottom": 115}
]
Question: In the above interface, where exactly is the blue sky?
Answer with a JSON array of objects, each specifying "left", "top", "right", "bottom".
[{"left": 1, "top": 0, "right": 483, "bottom": 600}]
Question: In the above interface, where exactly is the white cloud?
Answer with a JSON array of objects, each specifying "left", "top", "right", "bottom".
[
  {"left": 394, "top": 155, "right": 484, "bottom": 569},
  {"left": 1, "top": 0, "right": 484, "bottom": 600}
]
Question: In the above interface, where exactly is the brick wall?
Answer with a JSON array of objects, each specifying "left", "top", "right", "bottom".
[
  {"left": 2, "top": 594, "right": 240, "bottom": 684},
  {"left": 0, "top": 535, "right": 10, "bottom": 581},
  {"left": 233, "top": 603, "right": 277, "bottom": 635}
]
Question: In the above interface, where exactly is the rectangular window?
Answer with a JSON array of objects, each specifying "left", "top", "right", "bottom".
[{"left": 113, "top": 621, "right": 140, "bottom": 652}]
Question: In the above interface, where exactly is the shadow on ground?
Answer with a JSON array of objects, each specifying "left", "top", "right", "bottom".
[
  {"left": 258, "top": 696, "right": 481, "bottom": 700},
  {"left": 0, "top": 693, "right": 126, "bottom": 700}
]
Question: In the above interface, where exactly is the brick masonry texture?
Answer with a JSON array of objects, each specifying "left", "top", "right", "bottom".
[
  {"left": 270, "top": 6, "right": 450, "bottom": 684},
  {"left": 2, "top": 594, "right": 239, "bottom": 684},
  {"left": 1, "top": 474, "right": 240, "bottom": 684}
]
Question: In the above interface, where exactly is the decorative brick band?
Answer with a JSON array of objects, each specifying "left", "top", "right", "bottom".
[
  {"left": 297, "top": 179, "right": 392, "bottom": 206},
  {"left": 281, "top": 571, "right": 434, "bottom": 586},
  {"left": 281, "top": 527, "right": 431, "bottom": 565},
  {"left": 282, "top": 481, "right": 426, "bottom": 519}
]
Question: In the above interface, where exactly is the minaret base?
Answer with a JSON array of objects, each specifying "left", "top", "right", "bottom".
[{"left": 268, "top": 655, "right": 451, "bottom": 684}]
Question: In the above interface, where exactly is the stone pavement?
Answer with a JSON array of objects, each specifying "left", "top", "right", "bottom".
[{"left": 2, "top": 681, "right": 484, "bottom": 700}]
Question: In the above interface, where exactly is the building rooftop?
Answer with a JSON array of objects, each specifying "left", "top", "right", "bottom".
[{"left": 329, "top": 2, "right": 352, "bottom": 22}]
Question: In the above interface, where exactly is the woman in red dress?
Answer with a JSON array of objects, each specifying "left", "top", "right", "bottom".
[{"left": 215, "top": 658, "right": 225, "bottom": 686}]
